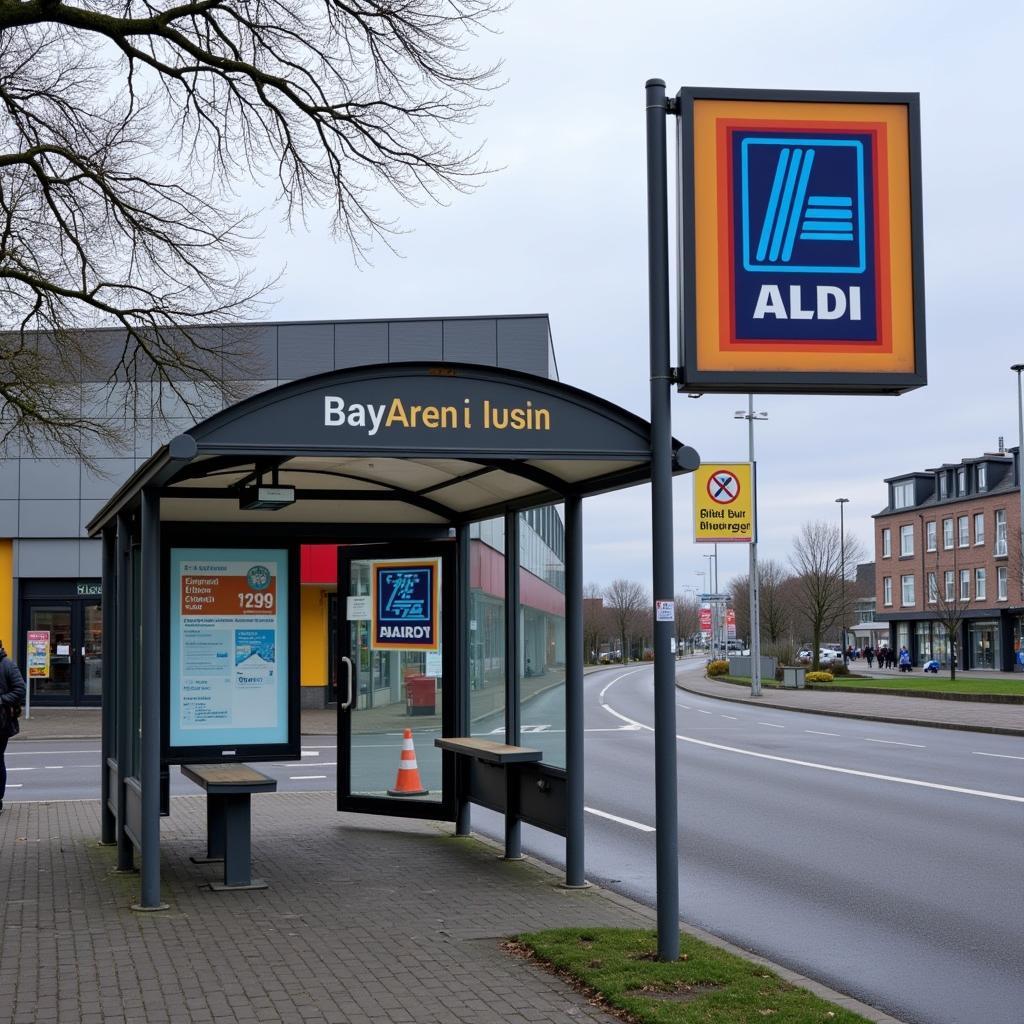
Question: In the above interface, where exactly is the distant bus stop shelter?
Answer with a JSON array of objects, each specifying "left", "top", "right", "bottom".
[{"left": 88, "top": 361, "right": 683, "bottom": 908}]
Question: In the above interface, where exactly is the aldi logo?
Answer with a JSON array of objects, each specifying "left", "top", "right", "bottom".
[
  {"left": 371, "top": 559, "right": 440, "bottom": 650},
  {"left": 676, "top": 89, "right": 925, "bottom": 395}
]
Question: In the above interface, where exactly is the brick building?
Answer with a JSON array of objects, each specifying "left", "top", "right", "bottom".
[{"left": 873, "top": 448, "right": 1022, "bottom": 671}]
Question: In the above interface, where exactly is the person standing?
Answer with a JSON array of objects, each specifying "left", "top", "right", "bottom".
[{"left": 0, "top": 639, "right": 26, "bottom": 815}]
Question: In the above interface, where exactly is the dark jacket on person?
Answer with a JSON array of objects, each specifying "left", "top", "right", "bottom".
[{"left": 0, "top": 652, "right": 26, "bottom": 737}]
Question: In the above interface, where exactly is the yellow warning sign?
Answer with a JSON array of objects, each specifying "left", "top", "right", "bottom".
[{"left": 693, "top": 462, "right": 754, "bottom": 543}]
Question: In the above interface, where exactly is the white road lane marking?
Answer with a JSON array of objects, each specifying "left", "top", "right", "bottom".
[
  {"left": 6, "top": 749, "right": 100, "bottom": 757},
  {"left": 289, "top": 775, "right": 327, "bottom": 780},
  {"left": 677, "top": 703, "right": 691, "bottom": 709},
  {"left": 806, "top": 730, "right": 840, "bottom": 737},
  {"left": 973, "top": 751, "right": 1024, "bottom": 760},
  {"left": 721, "top": 715, "right": 738, "bottom": 720},
  {"left": 5, "top": 784, "right": 22, "bottom": 788},
  {"left": 599, "top": 672, "right": 1024, "bottom": 804},
  {"left": 696, "top": 709, "right": 713, "bottom": 715},
  {"left": 758, "top": 723, "right": 784, "bottom": 729},
  {"left": 8, "top": 767, "right": 37, "bottom": 772},
  {"left": 585, "top": 806, "right": 655, "bottom": 832},
  {"left": 865, "top": 738, "right": 926, "bottom": 748}
]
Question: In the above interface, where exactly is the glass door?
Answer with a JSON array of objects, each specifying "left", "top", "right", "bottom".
[
  {"left": 25, "top": 603, "right": 73, "bottom": 702},
  {"left": 337, "top": 543, "right": 456, "bottom": 820}
]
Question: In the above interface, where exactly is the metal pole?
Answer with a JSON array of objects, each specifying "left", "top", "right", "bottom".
[
  {"left": 455, "top": 524, "right": 471, "bottom": 837},
  {"left": 713, "top": 544, "right": 720, "bottom": 659},
  {"left": 564, "top": 495, "right": 586, "bottom": 887},
  {"left": 135, "top": 487, "right": 167, "bottom": 910},
  {"left": 748, "top": 395, "right": 762, "bottom": 697},
  {"left": 836, "top": 498, "right": 849, "bottom": 662},
  {"left": 114, "top": 512, "right": 133, "bottom": 872},
  {"left": 645, "top": 77, "right": 679, "bottom": 962},
  {"left": 99, "top": 525, "right": 116, "bottom": 844},
  {"left": 503, "top": 509, "right": 522, "bottom": 860}
]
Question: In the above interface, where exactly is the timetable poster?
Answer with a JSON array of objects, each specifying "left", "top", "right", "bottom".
[{"left": 169, "top": 548, "right": 289, "bottom": 750}]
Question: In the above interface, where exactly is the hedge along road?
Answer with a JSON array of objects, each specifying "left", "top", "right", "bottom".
[{"left": 470, "top": 661, "right": 1024, "bottom": 1024}]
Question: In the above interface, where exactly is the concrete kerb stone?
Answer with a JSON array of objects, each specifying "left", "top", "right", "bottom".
[{"left": 678, "top": 674, "right": 1024, "bottom": 737}]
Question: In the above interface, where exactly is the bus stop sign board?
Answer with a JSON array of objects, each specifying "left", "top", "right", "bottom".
[
  {"left": 676, "top": 88, "right": 924, "bottom": 395},
  {"left": 693, "top": 462, "right": 753, "bottom": 543}
]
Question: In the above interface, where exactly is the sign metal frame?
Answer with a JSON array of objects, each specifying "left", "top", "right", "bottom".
[{"left": 675, "top": 87, "right": 925, "bottom": 395}]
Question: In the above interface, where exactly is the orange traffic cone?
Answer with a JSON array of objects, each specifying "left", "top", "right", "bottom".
[{"left": 387, "top": 728, "right": 429, "bottom": 797}]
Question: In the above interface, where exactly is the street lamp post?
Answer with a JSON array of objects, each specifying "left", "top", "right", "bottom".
[
  {"left": 1012, "top": 366, "right": 1024, "bottom": 631},
  {"left": 703, "top": 553, "right": 717, "bottom": 658},
  {"left": 736, "top": 396, "right": 768, "bottom": 697},
  {"left": 836, "top": 498, "right": 850, "bottom": 664}
]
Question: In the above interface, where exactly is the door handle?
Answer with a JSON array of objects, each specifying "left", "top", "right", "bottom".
[{"left": 340, "top": 655, "right": 354, "bottom": 710}]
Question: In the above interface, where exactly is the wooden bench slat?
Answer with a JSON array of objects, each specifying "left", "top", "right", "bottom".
[
  {"left": 434, "top": 737, "right": 542, "bottom": 765},
  {"left": 181, "top": 764, "right": 278, "bottom": 791}
]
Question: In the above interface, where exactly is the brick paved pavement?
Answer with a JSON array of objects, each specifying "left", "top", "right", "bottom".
[{"left": 0, "top": 792, "right": 905, "bottom": 1024}]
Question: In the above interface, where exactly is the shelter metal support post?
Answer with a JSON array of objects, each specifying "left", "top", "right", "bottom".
[
  {"left": 99, "top": 525, "right": 117, "bottom": 845},
  {"left": 563, "top": 495, "right": 586, "bottom": 887},
  {"left": 455, "top": 524, "right": 471, "bottom": 837},
  {"left": 114, "top": 512, "right": 134, "bottom": 872},
  {"left": 503, "top": 509, "right": 522, "bottom": 860},
  {"left": 646, "top": 77, "right": 680, "bottom": 960},
  {"left": 134, "top": 487, "right": 168, "bottom": 911}
]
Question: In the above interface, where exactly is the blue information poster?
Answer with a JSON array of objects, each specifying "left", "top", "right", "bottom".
[
  {"left": 169, "top": 548, "right": 289, "bottom": 751},
  {"left": 371, "top": 559, "right": 439, "bottom": 651}
]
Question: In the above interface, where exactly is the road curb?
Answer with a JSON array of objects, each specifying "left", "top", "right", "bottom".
[
  {"left": 467, "top": 827, "right": 910, "bottom": 1024},
  {"left": 675, "top": 678, "right": 1024, "bottom": 737}
]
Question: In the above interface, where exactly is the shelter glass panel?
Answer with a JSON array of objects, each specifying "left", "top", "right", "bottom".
[
  {"left": 519, "top": 505, "right": 566, "bottom": 768},
  {"left": 468, "top": 518, "right": 505, "bottom": 740}
]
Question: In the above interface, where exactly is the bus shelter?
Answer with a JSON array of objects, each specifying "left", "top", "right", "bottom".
[{"left": 87, "top": 361, "right": 685, "bottom": 908}]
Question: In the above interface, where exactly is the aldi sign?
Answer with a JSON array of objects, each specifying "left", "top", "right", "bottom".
[
  {"left": 371, "top": 559, "right": 440, "bottom": 651},
  {"left": 676, "top": 88, "right": 925, "bottom": 395}
]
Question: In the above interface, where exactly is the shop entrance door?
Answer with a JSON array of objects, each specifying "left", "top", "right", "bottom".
[
  {"left": 337, "top": 543, "right": 456, "bottom": 820},
  {"left": 22, "top": 599, "right": 103, "bottom": 706}
]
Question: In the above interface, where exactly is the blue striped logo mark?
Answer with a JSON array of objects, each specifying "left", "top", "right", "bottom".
[{"left": 741, "top": 137, "right": 866, "bottom": 274}]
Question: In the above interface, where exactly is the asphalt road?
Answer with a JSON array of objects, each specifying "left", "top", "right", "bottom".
[{"left": 6, "top": 662, "right": 1022, "bottom": 1024}]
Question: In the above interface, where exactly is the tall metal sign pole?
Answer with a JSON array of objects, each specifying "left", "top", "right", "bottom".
[{"left": 645, "top": 78, "right": 679, "bottom": 962}]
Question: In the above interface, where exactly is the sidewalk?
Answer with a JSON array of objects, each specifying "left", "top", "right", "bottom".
[
  {"left": 0, "top": 793, "right": 902, "bottom": 1024},
  {"left": 677, "top": 668, "right": 1024, "bottom": 736}
]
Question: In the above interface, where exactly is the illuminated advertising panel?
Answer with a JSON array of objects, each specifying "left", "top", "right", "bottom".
[{"left": 169, "top": 548, "right": 290, "bottom": 753}]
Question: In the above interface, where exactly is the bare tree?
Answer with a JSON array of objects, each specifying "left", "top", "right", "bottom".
[
  {"left": 603, "top": 578, "right": 648, "bottom": 665},
  {"left": 673, "top": 590, "right": 700, "bottom": 655},
  {"left": 929, "top": 550, "right": 971, "bottom": 680},
  {"left": 728, "top": 558, "right": 792, "bottom": 657},
  {"left": 582, "top": 582, "right": 606, "bottom": 664},
  {"left": 0, "top": 1, "right": 502, "bottom": 458},
  {"left": 789, "top": 521, "right": 865, "bottom": 670}
]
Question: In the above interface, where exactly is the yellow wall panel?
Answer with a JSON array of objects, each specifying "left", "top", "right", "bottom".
[
  {"left": 299, "top": 586, "right": 328, "bottom": 688},
  {"left": 0, "top": 539, "right": 12, "bottom": 652}
]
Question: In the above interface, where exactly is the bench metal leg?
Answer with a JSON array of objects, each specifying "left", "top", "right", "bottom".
[
  {"left": 190, "top": 794, "right": 226, "bottom": 864},
  {"left": 208, "top": 794, "right": 267, "bottom": 891},
  {"left": 503, "top": 770, "right": 523, "bottom": 861}
]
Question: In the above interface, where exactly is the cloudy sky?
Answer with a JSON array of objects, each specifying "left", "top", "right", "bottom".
[{"left": 260, "top": 0, "right": 1020, "bottom": 594}]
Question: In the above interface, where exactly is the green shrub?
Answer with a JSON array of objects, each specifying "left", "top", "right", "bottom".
[
  {"left": 805, "top": 670, "right": 834, "bottom": 683},
  {"left": 707, "top": 659, "right": 729, "bottom": 676}
]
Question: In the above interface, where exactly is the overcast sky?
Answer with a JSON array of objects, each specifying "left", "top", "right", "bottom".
[{"left": 259, "top": 0, "right": 1020, "bottom": 595}]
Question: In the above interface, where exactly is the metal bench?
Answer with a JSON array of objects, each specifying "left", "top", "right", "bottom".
[{"left": 181, "top": 764, "right": 277, "bottom": 891}]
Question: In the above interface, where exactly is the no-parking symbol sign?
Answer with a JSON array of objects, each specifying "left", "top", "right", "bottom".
[{"left": 693, "top": 462, "right": 754, "bottom": 543}]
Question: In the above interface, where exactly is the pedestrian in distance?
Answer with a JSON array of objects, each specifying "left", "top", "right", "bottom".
[
  {"left": 898, "top": 646, "right": 912, "bottom": 673},
  {"left": 0, "top": 639, "right": 26, "bottom": 815},
  {"left": 865, "top": 645, "right": 874, "bottom": 669}
]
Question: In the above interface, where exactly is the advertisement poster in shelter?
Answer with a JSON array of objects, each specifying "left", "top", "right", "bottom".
[
  {"left": 371, "top": 559, "right": 440, "bottom": 651},
  {"left": 26, "top": 630, "right": 50, "bottom": 679},
  {"left": 169, "top": 548, "right": 289, "bottom": 750}
]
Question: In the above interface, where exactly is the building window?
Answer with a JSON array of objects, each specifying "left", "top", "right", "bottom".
[
  {"left": 960, "top": 569, "right": 970, "bottom": 601},
  {"left": 938, "top": 474, "right": 948, "bottom": 500},
  {"left": 901, "top": 575, "right": 915, "bottom": 606},
  {"left": 944, "top": 570, "right": 955, "bottom": 601},
  {"left": 975, "top": 568, "right": 986, "bottom": 601},
  {"left": 883, "top": 576, "right": 893, "bottom": 606},
  {"left": 893, "top": 480, "right": 914, "bottom": 509},
  {"left": 943, "top": 518, "right": 953, "bottom": 549},
  {"left": 881, "top": 528, "right": 891, "bottom": 558},
  {"left": 958, "top": 515, "right": 969, "bottom": 548},
  {"left": 977, "top": 463, "right": 987, "bottom": 492},
  {"left": 956, "top": 466, "right": 967, "bottom": 495},
  {"left": 900, "top": 524, "right": 913, "bottom": 557},
  {"left": 926, "top": 521, "right": 936, "bottom": 552},
  {"left": 995, "top": 509, "right": 1007, "bottom": 556},
  {"left": 973, "top": 513, "right": 984, "bottom": 546},
  {"left": 927, "top": 572, "right": 937, "bottom": 603},
  {"left": 997, "top": 566, "right": 1008, "bottom": 601}
]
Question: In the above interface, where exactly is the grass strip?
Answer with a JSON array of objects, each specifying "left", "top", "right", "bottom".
[
  {"left": 512, "top": 927, "right": 871, "bottom": 1023},
  {"left": 721, "top": 673, "right": 1024, "bottom": 697}
]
